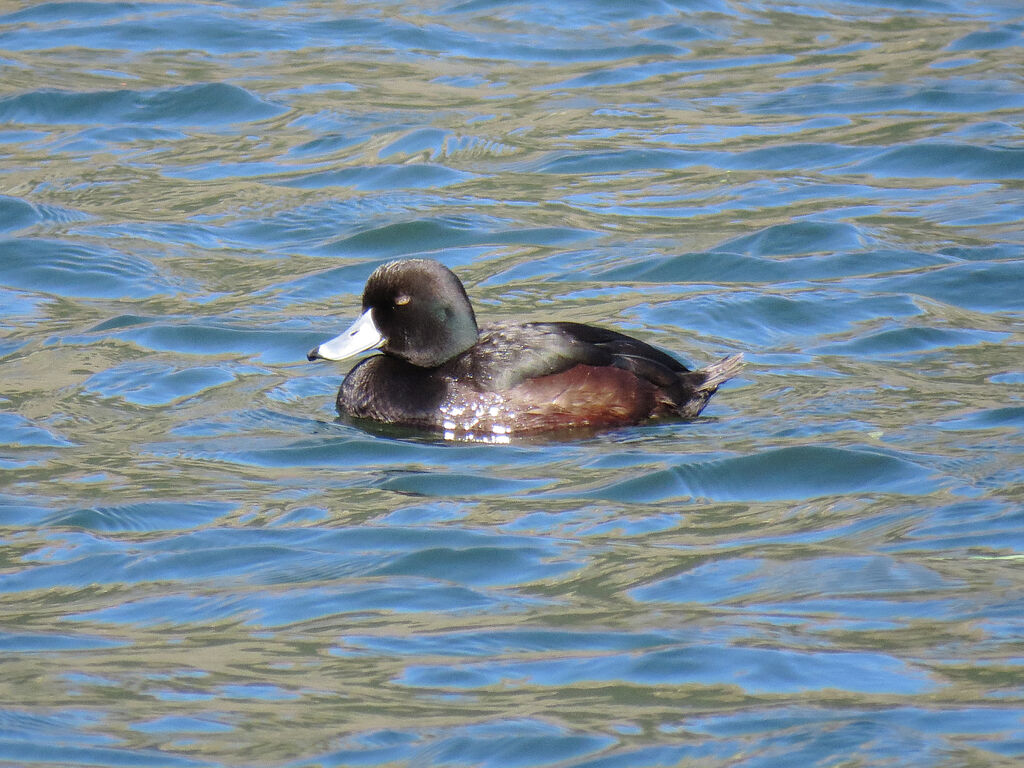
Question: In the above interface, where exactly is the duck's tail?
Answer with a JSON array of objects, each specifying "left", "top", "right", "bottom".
[
  {"left": 697, "top": 353, "right": 744, "bottom": 392},
  {"left": 668, "top": 353, "right": 743, "bottom": 419}
]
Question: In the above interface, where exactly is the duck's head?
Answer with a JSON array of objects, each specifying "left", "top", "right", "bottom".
[{"left": 307, "top": 258, "right": 479, "bottom": 368}]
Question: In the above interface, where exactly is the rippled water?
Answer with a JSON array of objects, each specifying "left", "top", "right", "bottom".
[{"left": 2, "top": 0, "right": 1023, "bottom": 765}]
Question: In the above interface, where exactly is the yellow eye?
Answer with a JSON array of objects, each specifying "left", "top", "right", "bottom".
[{"left": 395, "top": 294, "right": 411, "bottom": 306}]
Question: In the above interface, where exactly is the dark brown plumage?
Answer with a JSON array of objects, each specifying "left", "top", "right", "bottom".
[{"left": 308, "top": 259, "right": 742, "bottom": 438}]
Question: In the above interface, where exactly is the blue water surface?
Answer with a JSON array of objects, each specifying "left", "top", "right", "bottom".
[{"left": 1, "top": 0, "right": 1022, "bottom": 766}]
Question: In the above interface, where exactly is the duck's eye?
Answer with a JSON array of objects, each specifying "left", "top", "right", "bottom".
[{"left": 394, "top": 294, "right": 411, "bottom": 307}]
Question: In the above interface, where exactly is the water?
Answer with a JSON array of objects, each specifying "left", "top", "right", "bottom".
[{"left": 1, "top": 0, "right": 1022, "bottom": 765}]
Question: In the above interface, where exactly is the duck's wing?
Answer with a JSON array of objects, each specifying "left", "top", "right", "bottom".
[
  {"left": 460, "top": 321, "right": 692, "bottom": 391},
  {"left": 550, "top": 322, "right": 744, "bottom": 403}
]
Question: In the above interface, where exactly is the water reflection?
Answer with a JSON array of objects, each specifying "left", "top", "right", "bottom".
[{"left": 1, "top": 0, "right": 1022, "bottom": 765}]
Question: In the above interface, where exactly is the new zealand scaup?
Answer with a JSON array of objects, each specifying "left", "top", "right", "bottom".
[{"left": 308, "top": 258, "right": 742, "bottom": 439}]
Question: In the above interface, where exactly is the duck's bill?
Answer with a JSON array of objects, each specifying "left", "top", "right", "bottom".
[{"left": 307, "top": 309, "right": 384, "bottom": 361}]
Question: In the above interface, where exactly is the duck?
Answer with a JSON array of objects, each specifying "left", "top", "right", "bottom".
[{"left": 307, "top": 258, "right": 742, "bottom": 440}]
